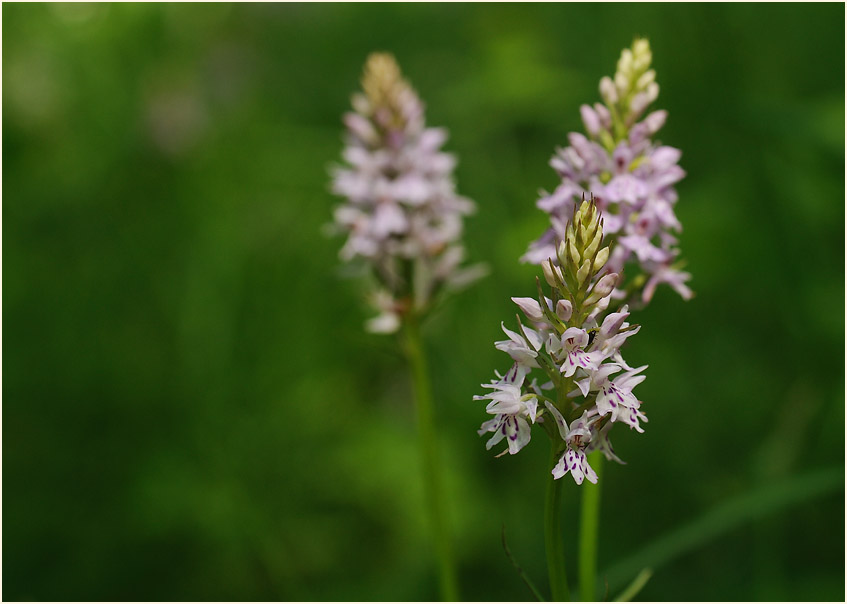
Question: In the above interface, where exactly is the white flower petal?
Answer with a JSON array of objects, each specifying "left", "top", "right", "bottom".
[
  {"left": 552, "top": 453, "right": 569, "bottom": 480},
  {"left": 525, "top": 397, "right": 539, "bottom": 423},
  {"left": 568, "top": 449, "right": 585, "bottom": 485},
  {"left": 477, "top": 417, "right": 500, "bottom": 436},
  {"left": 544, "top": 402, "right": 569, "bottom": 440},
  {"left": 485, "top": 419, "right": 507, "bottom": 450},
  {"left": 505, "top": 416, "right": 532, "bottom": 455},
  {"left": 520, "top": 325, "right": 544, "bottom": 351}
]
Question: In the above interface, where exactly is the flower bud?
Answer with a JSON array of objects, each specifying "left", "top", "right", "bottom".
[
  {"left": 585, "top": 273, "right": 619, "bottom": 305},
  {"left": 618, "top": 49, "right": 634, "bottom": 75},
  {"left": 580, "top": 104, "right": 601, "bottom": 137},
  {"left": 542, "top": 259, "right": 564, "bottom": 288},
  {"left": 633, "top": 38, "right": 650, "bottom": 60},
  {"left": 584, "top": 227, "right": 603, "bottom": 260},
  {"left": 578, "top": 201, "right": 595, "bottom": 230},
  {"left": 629, "top": 92, "right": 651, "bottom": 120},
  {"left": 594, "top": 103, "right": 611, "bottom": 129},
  {"left": 512, "top": 297, "right": 544, "bottom": 322},
  {"left": 593, "top": 246, "right": 610, "bottom": 271},
  {"left": 645, "top": 81, "right": 659, "bottom": 104},
  {"left": 351, "top": 93, "right": 370, "bottom": 115},
  {"left": 632, "top": 38, "right": 651, "bottom": 70},
  {"left": 555, "top": 299, "right": 573, "bottom": 322},
  {"left": 643, "top": 109, "right": 667, "bottom": 134},
  {"left": 568, "top": 239, "right": 581, "bottom": 267},
  {"left": 565, "top": 223, "right": 576, "bottom": 246},
  {"left": 577, "top": 258, "right": 592, "bottom": 285},
  {"left": 614, "top": 72, "right": 629, "bottom": 95},
  {"left": 599, "top": 76, "right": 617, "bottom": 104},
  {"left": 587, "top": 206, "right": 601, "bottom": 236},
  {"left": 359, "top": 53, "right": 419, "bottom": 132},
  {"left": 574, "top": 202, "right": 588, "bottom": 227},
  {"left": 636, "top": 69, "right": 656, "bottom": 91},
  {"left": 344, "top": 113, "right": 379, "bottom": 145}
]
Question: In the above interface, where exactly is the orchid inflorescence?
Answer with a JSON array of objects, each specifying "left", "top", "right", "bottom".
[
  {"left": 523, "top": 38, "right": 692, "bottom": 305},
  {"left": 476, "top": 197, "right": 647, "bottom": 485},
  {"left": 330, "top": 52, "right": 483, "bottom": 334}
]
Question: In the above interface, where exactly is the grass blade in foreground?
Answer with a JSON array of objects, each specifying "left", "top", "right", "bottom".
[{"left": 600, "top": 467, "right": 845, "bottom": 595}]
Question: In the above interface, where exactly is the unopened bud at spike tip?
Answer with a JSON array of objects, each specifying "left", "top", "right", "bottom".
[{"left": 633, "top": 38, "right": 650, "bottom": 58}]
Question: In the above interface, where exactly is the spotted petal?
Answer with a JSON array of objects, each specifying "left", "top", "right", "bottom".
[{"left": 505, "top": 416, "right": 532, "bottom": 455}]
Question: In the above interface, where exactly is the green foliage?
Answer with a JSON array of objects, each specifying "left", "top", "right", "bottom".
[{"left": 3, "top": 3, "right": 844, "bottom": 601}]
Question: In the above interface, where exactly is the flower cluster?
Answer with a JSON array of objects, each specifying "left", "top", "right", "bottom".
[
  {"left": 523, "top": 39, "right": 691, "bottom": 305},
  {"left": 476, "top": 199, "right": 647, "bottom": 484},
  {"left": 330, "top": 53, "right": 482, "bottom": 333}
]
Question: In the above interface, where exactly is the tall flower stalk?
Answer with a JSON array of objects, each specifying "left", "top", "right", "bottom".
[
  {"left": 330, "top": 52, "right": 482, "bottom": 601},
  {"left": 479, "top": 39, "right": 691, "bottom": 601},
  {"left": 476, "top": 197, "right": 647, "bottom": 601}
]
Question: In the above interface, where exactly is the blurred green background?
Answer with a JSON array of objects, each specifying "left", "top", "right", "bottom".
[{"left": 3, "top": 3, "right": 844, "bottom": 601}]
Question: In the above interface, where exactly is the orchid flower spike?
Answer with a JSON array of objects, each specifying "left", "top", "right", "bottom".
[
  {"left": 523, "top": 39, "right": 692, "bottom": 306},
  {"left": 476, "top": 197, "right": 648, "bottom": 484},
  {"left": 330, "top": 52, "right": 485, "bottom": 332}
]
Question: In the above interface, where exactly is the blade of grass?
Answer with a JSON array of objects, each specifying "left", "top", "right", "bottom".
[
  {"left": 600, "top": 467, "right": 844, "bottom": 594},
  {"left": 613, "top": 568, "right": 652, "bottom": 602}
]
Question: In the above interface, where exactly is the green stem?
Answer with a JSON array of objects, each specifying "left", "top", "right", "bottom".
[
  {"left": 402, "top": 314, "right": 459, "bottom": 602},
  {"left": 578, "top": 451, "right": 604, "bottom": 602},
  {"left": 545, "top": 447, "right": 570, "bottom": 601}
]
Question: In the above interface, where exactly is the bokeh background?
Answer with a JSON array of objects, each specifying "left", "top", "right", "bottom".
[{"left": 3, "top": 3, "right": 845, "bottom": 601}]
